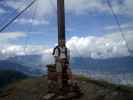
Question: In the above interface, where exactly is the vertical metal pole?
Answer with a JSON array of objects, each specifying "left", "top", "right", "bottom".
[
  {"left": 57, "top": 0, "right": 68, "bottom": 90},
  {"left": 57, "top": 0, "right": 66, "bottom": 44}
]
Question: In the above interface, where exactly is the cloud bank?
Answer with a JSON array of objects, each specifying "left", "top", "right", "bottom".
[
  {"left": 67, "top": 32, "right": 132, "bottom": 59},
  {"left": 0, "top": 31, "right": 132, "bottom": 60},
  {"left": 0, "top": 32, "right": 26, "bottom": 43},
  {"left": 0, "top": 8, "right": 6, "bottom": 14},
  {"left": 6, "top": 0, "right": 133, "bottom": 16},
  {"left": 14, "top": 18, "right": 49, "bottom": 26},
  {"left": 0, "top": 0, "right": 133, "bottom": 60},
  {"left": 3, "top": 0, "right": 133, "bottom": 26}
]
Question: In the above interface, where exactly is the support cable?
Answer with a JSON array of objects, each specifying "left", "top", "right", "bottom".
[
  {"left": 0, "top": 0, "right": 27, "bottom": 27},
  {"left": 0, "top": 0, "right": 38, "bottom": 32},
  {"left": 106, "top": 0, "right": 132, "bottom": 56}
]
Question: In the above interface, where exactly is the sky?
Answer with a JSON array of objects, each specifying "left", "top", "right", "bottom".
[{"left": 0, "top": 0, "right": 133, "bottom": 59}]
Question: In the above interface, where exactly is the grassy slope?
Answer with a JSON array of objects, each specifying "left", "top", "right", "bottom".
[
  {"left": 76, "top": 75, "right": 133, "bottom": 93},
  {"left": 0, "top": 70, "right": 28, "bottom": 90}
]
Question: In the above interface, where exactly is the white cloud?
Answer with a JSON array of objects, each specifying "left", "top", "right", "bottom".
[
  {"left": 6, "top": 0, "right": 55, "bottom": 17},
  {"left": 5, "top": 0, "right": 29, "bottom": 11},
  {"left": 0, "top": 32, "right": 26, "bottom": 38},
  {"left": 43, "top": 0, "right": 108, "bottom": 15},
  {"left": 105, "top": 0, "right": 133, "bottom": 16},
  {"left": 0, "top": 31, "right": 132, "bottom": 60},
  {"left": 41, "top": 49, "right": 54, "bottom": 65},
  {"left": 0, "top": 44, "right": 49, "bottom": 59},
  {"left": 4, "top": 0, "right": 133, "bottom": 22},
  {"left": 31, "top": 0, "right": 133, "bottom": 16},
  {"left": 120, "top": 0, "right": 133, "bottom": 15},
  {"left": 0, "top": 31, "right": 133, "bottom": 60},
  {"left": 3, "top": 0, "right": 108, "bottom": 17},
  {"left": 14, "top": 18, "right": 49, "bottom": 25},
  {"left": 66, "top": 31, "right": 133, "bottom": 59},
  {"left": 0, "top": 32, "right": 26, "bottom": 59},
  {"left": 0, "top": 0, "right": 133, "bottom": 60},
  {"left": 0, "top": 8, "right": 6, "bottom": 14},
  {"left": 0, "top": 32, "right": 26, "bottom": 43},
  {"left": 65, "top": 0, "right": 107, "bottom": 15},
  {"left": 0, "top": 44, "right": 55, "bottom": 64},
  {"left": 104, "top": 23, "right": 133, "bottom": 31}
]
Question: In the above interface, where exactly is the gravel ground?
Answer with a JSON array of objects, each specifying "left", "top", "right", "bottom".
[{"left": 0, "top": 77, "right": 133, "bottom": 100}]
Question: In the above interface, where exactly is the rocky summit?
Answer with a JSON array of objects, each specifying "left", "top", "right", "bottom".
[{"left": 0, "top": 76, "right": 133, "bottom": 100}]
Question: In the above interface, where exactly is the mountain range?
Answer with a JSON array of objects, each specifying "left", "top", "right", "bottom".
[
  {"left": 0, "top": 70, "right": 28, "bottom": 90},
  {"left": 0, "top": 55, "right": 133, "bottom": 75},
  {"left": 0, "top": 54, "right": 133, "bottom": 88},
  {"left": 0, "top": 57, "right": 45, "bottom": 76},
  {"left": 71, "top": 56, "right": 133, "bottom": 74}
]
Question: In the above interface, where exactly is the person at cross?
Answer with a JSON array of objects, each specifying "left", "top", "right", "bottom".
[{"left": 52, "top": 39, "right": 71, "bottom": 89}]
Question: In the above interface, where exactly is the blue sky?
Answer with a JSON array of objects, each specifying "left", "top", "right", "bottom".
[{"left": 0, "top": 0, "right": 133, "bottom": 59}]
